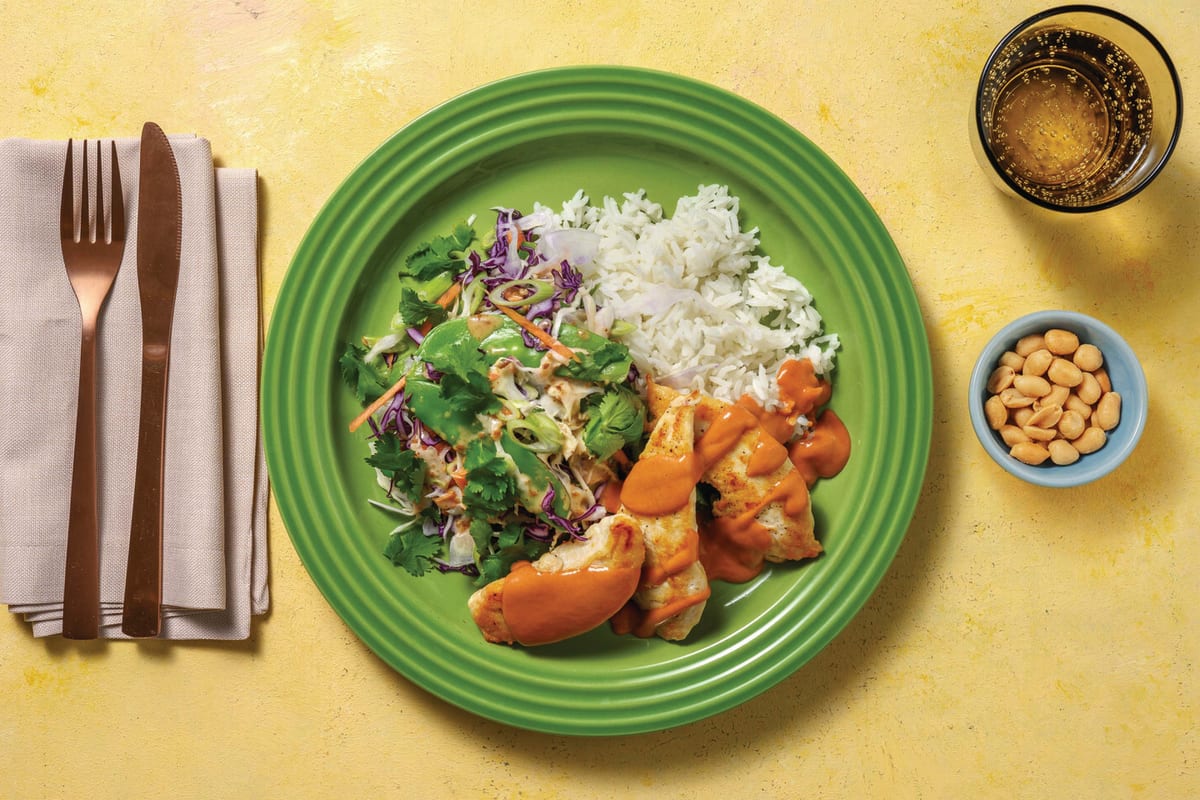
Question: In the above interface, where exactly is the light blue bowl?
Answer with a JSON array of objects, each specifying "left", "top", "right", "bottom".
[{"left": 969, "top": 310, "right": 1147, "bottom": 487}]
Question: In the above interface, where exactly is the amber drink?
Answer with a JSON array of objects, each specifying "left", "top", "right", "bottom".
[{"left": 973, "top": 7, "right": 1181, "bottom": 212}]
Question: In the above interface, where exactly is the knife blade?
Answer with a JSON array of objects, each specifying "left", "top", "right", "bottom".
[{"left": 122, "top": 122, "right": 182, "bottom": 638}]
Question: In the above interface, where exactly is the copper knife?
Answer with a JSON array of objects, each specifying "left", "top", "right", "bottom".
[{"left": 121, "top": 122, "right": 182, "bottom": 638}]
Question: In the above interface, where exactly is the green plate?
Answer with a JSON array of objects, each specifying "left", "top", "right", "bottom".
[{"left": 263, "top": 66, "right": 932, "bottom": 736}]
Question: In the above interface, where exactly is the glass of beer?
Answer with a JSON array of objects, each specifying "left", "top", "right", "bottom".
[{"left": 972, "top": 6, "right": 1182, "bottom": 212}]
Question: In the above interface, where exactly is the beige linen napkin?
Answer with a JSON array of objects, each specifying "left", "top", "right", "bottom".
[{"left": 0, "top": 135, "right": 268, "bottom": 639}]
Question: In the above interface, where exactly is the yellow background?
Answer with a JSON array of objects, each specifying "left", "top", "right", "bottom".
[{"left": 2, "top": 1, "right": 1197, "bottom": 797}]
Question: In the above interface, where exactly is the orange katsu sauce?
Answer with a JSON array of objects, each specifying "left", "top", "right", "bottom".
[
  {"left": 640, "top": 527, "right": 701, "bottom": 588},
  {"left": 695, "top": 405, "right": 759, "bottom": 465},
  {"left": 698, "top": 470, "right": 812, "bottom": 583},
  {"left": 701, "top": 514, "right": 774, "bottom": 583},
  {"left": 502, "top": 560, "right": 641, "bottom": 646},
  {"left": 789, "top": 409, "right": 851, "bottom": 486},
  {"left": 747, "top": 430, "right": 789, "bottom": 476},
  {"left": 777, "top": 356, "right": 832, "bottom": 417},
  {"left": 619, "top": 452, "right": 700, "bottom": 517},
  {"left": 598, "top": 481, "right": 624, "bottom": 514},
  {"left": 609, "top": 585, "right": 714, "bottom": 639}
]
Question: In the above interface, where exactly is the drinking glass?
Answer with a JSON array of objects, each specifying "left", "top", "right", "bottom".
[{"left": 972, "top": 5, "right": 1182, "bottom": 212}]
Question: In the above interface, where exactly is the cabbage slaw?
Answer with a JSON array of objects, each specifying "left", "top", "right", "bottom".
[{"left": 343, "top": 207, "right": 645, "bottom": 583}]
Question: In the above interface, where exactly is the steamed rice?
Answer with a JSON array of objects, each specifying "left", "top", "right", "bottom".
[{"left": 533, "top": 184, "right": 839, "bottom": 409}]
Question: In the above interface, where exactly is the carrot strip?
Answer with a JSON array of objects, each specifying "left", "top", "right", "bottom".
[
  {"left": 348, "top": 376, "right": 407, "bottom": 433},
  {"left": 419, "top": 281, "right": 465, "bottom": 335},
  {"left": 497, "top": 305, "right": 579, "bottom": 362},
  {"left": 435, "top": 281, "right": 463, "bottom": 309}
]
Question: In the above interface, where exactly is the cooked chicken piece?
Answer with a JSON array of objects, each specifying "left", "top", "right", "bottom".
[
  {"left": 620, "top": 393, "right": 711, "bottom": 641},
  {"left": 648, "top": 383, "right": 820, "bottom": 563},
  {"left": 467, "top": 512, "right": 644, "bottom": 646},
  {"left": 632, "top": 559, "right": 709, "bottom": 641}
]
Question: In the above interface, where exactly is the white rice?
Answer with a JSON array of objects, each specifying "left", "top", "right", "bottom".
[{"left": 533, "top": 185, "right": 839, "bottom": 409}]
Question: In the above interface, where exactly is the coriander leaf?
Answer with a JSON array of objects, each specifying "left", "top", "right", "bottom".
[
  {"left": 581, "top": 386, "right": 646, "bottom": 460},
  {"left": 495, "top": 521, "right": 525, "bottom": 550},
  {"left": 397, "top": 287, "right": 448, "bottom": 329},
  {"left": 383, "top": 526, "right": 442, "bottom": 577},
  {"left": 401, "top": 223, "right": 475, "bottom": 282},
  {"left": 418, "top": 319, "right": 490, "bottom": 377},
  {"left": 557, "top": 327, "right": 634, "bottom": 383},
  {"left": 438, "top": 370, "right": 500, "bottom": 417},
  {"left": 475, "top": 545, "right": 526, "bottom": 586},
  {"left": 474, "top": 535, "right": 548, "bottom": 586},
  {"left": 462, "top": 438, "right": 517, "bottom": 517},
  {"left": 427, "top": 331, "right": 492, "bottom": 376},
  {"left": 365, "top": 433, "right": 427, "bottom": 499},
  {"left": 338, "top": 341, "right": 391, "bottom": 404}
]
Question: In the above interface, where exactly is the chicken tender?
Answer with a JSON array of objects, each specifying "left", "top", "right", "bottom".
[
  {"left": 648, "top": 383, "right": 820, "bottom": 564},
  {"left": 619, "top": 393, "right": 711, "bottom": 641},
  {"left": 468, "top": 512, "right": 644, "bottom": 646}
]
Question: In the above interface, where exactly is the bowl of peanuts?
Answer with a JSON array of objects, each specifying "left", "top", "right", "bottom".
[{"left": 969, "top": 310, "right": 1147, "bottom": 487}]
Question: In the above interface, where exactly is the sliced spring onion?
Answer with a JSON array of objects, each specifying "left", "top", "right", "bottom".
[
  {"left": 609, "top": 319, "right": 636, "bottom": 337},
  {"left": 505, "top": 411, "right": 564, "bottom": 453},
  {"left": 487, "top": 279, "right": 554, "bottom": 309}
]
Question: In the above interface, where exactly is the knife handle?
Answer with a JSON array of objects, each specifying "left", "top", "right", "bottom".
[{"left": 122, "top": 352, "right": 169, "bottom": 637}]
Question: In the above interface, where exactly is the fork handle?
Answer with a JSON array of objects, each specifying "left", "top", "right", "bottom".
[
  {"left": 122, "top": 354, "right": 169, "bottom": 638},
  {"left": 63, "top": 326, "right": 101, "bottom": 640}
]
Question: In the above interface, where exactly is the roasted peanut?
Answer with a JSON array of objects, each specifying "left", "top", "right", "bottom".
[
  {"left": 1094, "top": 391, "right": 1121, "bottom": 431},
  {"left": 1011, "top": 442, "right": 1050, "bottom": 465},
  {"left": 1073, "top": 343, "right": 1103, "bottom": 371},
  {"left": 1076, "top": 372, "right": 1102, "bottom": 404},
  {"left": 1040, "top": 384, "right": 1070, "bottom": 409},
  {"left": 999, "top": 350, "right": 1025, "bottom": 371},
  {"left": 1044, "top": 328, "right": 1080, "bottom": 355},
  {"left": 1013, "top": 374, "right": 1052, "bottom": 398},
  {"left": 999, "top": 387, "right": 1035, "bottom": 408},
  {"left": 1015, "top": 333, "right": 1046, "bottom": 357},
  {"left": 1065, "top": 394, "right": 1093, "bottom": 420},
  {"left": 1047, "top": 357, "right": 1083, "bottom": 388},
  {"left": 985, "top": 395, "right": 1008, "bottom": 430},
  {"left": 1048, "top": 439, "right": 1080, "bottom": 466},
  {"left": 1026, "top": 404, "right": 1063, "bottom": 429},
  {"left": 1094, "top": 367, "right": 1112, "bottom": 393},
  {"left": 1022, "top": 348, "right": 1053, "bottom": 377},
  {"left": 986, "top": 365, "right": 1016, "bottom": 394},
  {"left": 1022, "top": 424, "right": 1057, "bottom": 442},
  {"left": 1012, "top": 406, "right": 1035, "bottom": 427},
  {"left": 1000, "top": 425, "right": 1031, "bottom": 446},
  {"left": 1057, "top": 409, "right": 1086, "bottom": 441},
  {"left": 1072, "top": 427, "right": 1107, "bottom": 455}
]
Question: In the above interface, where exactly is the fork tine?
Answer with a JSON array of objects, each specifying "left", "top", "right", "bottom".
[
  {"left": 60, "top": 139, "right": 74, "bottom": 242},
  {"left": 80, "top": 140, "right": 91, "bottom": 244},
  {"left": 94, "top": 141, "right": 106, "bottom": 244},
  {"left": 109, "top": 141, "right": 125, "bottom": 244}
]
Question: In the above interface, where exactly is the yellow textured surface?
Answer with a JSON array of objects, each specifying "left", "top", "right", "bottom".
[{"left": 2, "top": 1, "right": 1197, "bottom": 797}]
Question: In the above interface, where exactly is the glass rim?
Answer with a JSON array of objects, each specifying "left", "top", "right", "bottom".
[{"left": 973, "top": 4, "right": 1184, "bottom": 213}]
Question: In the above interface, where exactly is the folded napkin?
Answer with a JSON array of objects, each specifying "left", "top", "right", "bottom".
[{"left": 0, "top": 134, "right": 268, "bottom": 639}]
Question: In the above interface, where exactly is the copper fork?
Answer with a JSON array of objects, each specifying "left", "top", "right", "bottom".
[{"left": 60, "top": 140, "right": 126, "bottom": 639}]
